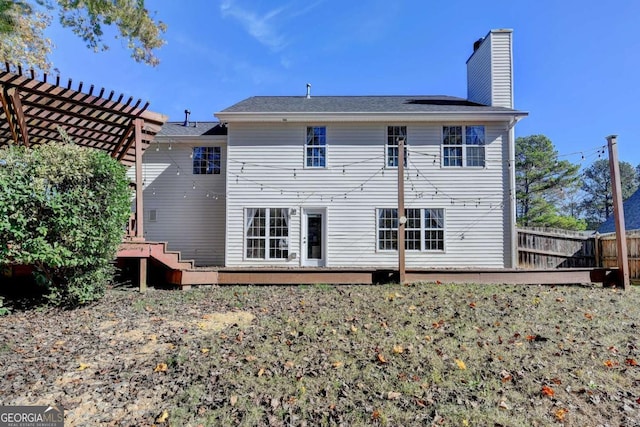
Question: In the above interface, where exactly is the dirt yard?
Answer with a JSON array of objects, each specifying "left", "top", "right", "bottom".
[{"left": 1, "top": 282, "right": 639, "bottom": 426}]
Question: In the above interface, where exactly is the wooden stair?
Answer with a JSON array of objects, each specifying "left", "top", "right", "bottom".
[{"left": 118, "top": 241, "right": 218, "bottom": 287}]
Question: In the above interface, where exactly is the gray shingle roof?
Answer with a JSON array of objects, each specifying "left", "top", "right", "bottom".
[
  {"left": 158, "top": 121, "right": 227, "bottom": 136},
  {"left": 219, "top": 96, "right": 522, "bottom": 114},
  {"left": 598, "top": 188, "right": 640, "bottom": 233}
]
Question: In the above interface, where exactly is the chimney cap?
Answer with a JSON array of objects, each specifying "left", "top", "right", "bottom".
[
  {"left": 473, "top": 37, "right": 484, "bottom": 52},
  {"left": 306, "top": 83, "right": 311, "bottom": 99}
]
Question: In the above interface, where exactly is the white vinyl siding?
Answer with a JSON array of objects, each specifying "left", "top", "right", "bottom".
[
  {"left": 467, "top": 29, "right": 513, "bottom": 108},
  {"left": 137, "top": 139, "right": 227, "bottom": 266},
  {"left": 490, "top": 31, "right": 513, "bottom": 109},
  {"left": 225, "top": 122, "right": 510, "bottom": 268},
  {"left": 467, "top": 36, "right": 492, "bottom": 106}
]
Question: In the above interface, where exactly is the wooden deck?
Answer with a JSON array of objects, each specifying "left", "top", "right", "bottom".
[{"left": 117, "top": 241, "right": 616, "bottom": 289}]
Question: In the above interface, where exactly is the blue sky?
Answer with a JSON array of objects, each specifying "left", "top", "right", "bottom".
[{"left": 45, "top": 0, "right": 640, "bottom": 166}]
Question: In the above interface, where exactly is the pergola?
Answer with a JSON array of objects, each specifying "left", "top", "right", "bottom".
[{"left": 0, "top": 64, "right": 167, "bottom": 242}]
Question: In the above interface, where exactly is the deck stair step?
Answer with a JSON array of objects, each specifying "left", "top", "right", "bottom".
[{"left": 118, "top": 240, "right": 194, "bottom": 270}]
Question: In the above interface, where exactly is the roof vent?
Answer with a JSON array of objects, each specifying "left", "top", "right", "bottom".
[
  {"left": 183, "top": 109, "right": 191, "bottom": 126},
  {"left": 306, "top": 83, "right": 311, "bottom": 99}
]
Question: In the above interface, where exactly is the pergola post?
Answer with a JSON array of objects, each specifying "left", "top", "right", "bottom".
[{"left": 134, "top": 118, "right": 147, "bottom": 292}]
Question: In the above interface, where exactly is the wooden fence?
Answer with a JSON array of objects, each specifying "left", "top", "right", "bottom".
[
  {"left": 517, "top": 227, "right": 597, "bottom": 269},
  {"left": 598, "top": 231, "right": 640, "bottom": 281},
  {"left": 517, "top": 227, "right": 640, "bottom": 281}
]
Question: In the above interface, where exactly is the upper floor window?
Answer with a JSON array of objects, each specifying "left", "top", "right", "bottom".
[
  {"left": 386, "top": 126, "right": 407, "bottom": 167},
  {"left": 193, "top": 146, "right": 221, "bottom": 174},
  {"left": 306, "top": 126, "right": 326, "bottom": 168},
  {"left": 442, "top": 125, "right": 485, "bottom": 167}
]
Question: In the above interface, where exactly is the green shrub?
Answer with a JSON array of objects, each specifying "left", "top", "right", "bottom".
[{"left": 0, "top": 142, "right": 131, "bottom": 306}]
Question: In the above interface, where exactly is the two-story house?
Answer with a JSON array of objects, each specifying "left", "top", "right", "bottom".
[{"left": 142, "top": 29, "right": 527, "bottom": 271}]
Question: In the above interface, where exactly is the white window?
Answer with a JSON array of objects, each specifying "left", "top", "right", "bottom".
[
  {"left": 193, "top": 146, "right": 221, "bottom": 174},
  {"left": 305, "top": 126, "right": 326, "bottom": 167},
  {"left": 377, "top": 208, "right": 398, "bottom": 250},
  {"left": 377, "top": 208, "right": 445, "bottom": 251},
  {"left": 442, "top": 125, "right": 485, "bottom": 167},
  {"left": 245, "top": 208, "right": 289, "bottom": 259},
  {"left": 386, "top": 126, "right": 407, "bottom": 167}
]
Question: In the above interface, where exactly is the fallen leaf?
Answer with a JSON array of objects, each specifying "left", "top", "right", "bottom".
[
  {"left": 625, "top": 358, "right": 638, "bottom": 366},
  {"left": 556, "top": 297, "right": 565, "bottom": 302},
  {"left": 554, "top": 408, "right": 568, "bottom": 421},
  {"left": 393, "top": 345, "right": 404, "bottom": 354},
  {"left": 500, "top": 370, "right": 512, "bottom": 383},
  {"left": 230, "top": 395, "right": 238, "bottom": 406},
  {"left": 154, "top": 363, "right": 168, "bottom": 373},
  {"left": 469, "top": 302, "right": 476, "bottom": 308},
  {"left": 498, "top": 400, "right": 509, "bottom": 410},
  {"left": 77, "top": 363, "right": 90, "bottom": 371},
  {"left": 245, "top": 355, "right": 257, "bottom": 362},
  {"left": 236, "top": 331, "right": 244, "bottom": 343},
  {"left": 604, "top": 360, "right": 619, "bottom": 368},
  {"left": 526, "top": 335, "right": 537, "bottom": 341},
  {"left": 377, "top": 353, "right": 387, "bottom": 364},
  {"left": 350, "top": 324, "right": 358, "bottom": 333},
  {"left": 372, "top": 409, "right": 381, "bottom": 420},
  {"left": 271, "top": 398, "right": 279, "bottom": 409},
  {"left": 200, "top": 348, "right": 210, "bottom": 354},
  {"left": 156, "top": 410, "right": 169, "bottom": 423},
  {"left": 257, "top": 367, "right": 265, "bottom": 377},
  {"left": 284, "top": 360, "right": 295, "bottom": 369},
  {"left": 551, "top": 377, "right": 562, "bottom": 385},
  {"left": 387, "top": 391, "right": 401, "bottom": 400},
  {"left": 332, "top": 361, "right": 343, "bottom": 368},
  {"left": 455, "top": 359, "right": 467, "bottom": 370},
  {"left": 584, "top": 313, "right": 593, "bottom": 320},
  {"left": 541, "top": 386, "right": 554, "bottom": 397}
]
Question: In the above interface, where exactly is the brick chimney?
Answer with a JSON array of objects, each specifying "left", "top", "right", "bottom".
[{"left": 466, "top": 29, "right": 514, "bottom": 108}]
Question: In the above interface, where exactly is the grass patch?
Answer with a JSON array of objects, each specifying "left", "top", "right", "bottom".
[{"left": 0, "top": 283, "right": 638, "bottom": 426}]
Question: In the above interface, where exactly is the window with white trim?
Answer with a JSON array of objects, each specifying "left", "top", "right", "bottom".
[
  {"left": 376, "top": 208, "right": 445, "bottom": 251},
  {"left": 245, "top": 208, "right": 289, "bottom": 259},
  {"left": 442, "top": 125, "right": 485, "bottom": 167},
  {"left": 386, "top": 126, "right": 407, "bottom": 167},
  {"left": 193, "top": 146, "right": 221, "bottom": 174},
  {"left": 305, "top": 126, "right": 326, "bottom": 167}
]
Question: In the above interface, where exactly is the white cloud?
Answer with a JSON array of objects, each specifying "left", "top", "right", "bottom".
[
  {"left": 220, "top": 0, "right": 289, "bottom": 52},
  {"left": 219, "top": 0, "right": 324, "bottom": 54}
]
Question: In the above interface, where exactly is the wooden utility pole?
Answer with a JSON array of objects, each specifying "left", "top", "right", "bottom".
[
  {"left": 606, "top": 135, "right": 630, "bottom": 290},
  {"left": 398, "top": 138, "right": 406, "bottom": 285}
]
